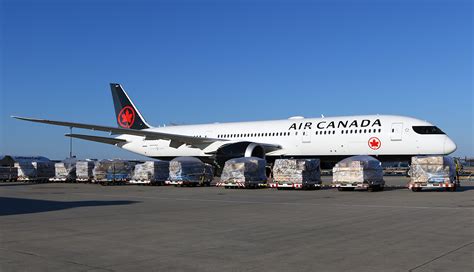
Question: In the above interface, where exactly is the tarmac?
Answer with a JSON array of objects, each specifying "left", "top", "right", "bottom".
[{"left": 1, "top": 176, "right": 473, "bottom": 272}]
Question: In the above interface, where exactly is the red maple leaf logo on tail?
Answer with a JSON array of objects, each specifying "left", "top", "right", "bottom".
[
  {"left": 117, "top": 106, "right": 135, "bottom": 128},
  {"left": 121, "top": 110, "right": 133, "bottom": 124}
]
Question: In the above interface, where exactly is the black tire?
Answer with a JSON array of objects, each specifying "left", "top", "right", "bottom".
[{"left": 369, "top": 185, "right": 380, "bottom": 192}]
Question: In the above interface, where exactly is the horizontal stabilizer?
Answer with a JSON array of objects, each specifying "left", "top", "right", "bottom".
[{"left": 65, "top": 134, "right": 127, "bottom": 145}]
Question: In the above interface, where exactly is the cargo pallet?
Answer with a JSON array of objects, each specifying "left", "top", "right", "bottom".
[{"left": 408, "top": 182, "right": 458, "bottom": 192}]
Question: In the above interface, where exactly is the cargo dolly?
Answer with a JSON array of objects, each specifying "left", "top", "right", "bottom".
[
  {"left": 270, "top": 182, "right": 321, "bottom": 190},
  {"left": 216, "top": 181, "right": 266, "bottom": 189},
  {"left": 332, "top": 181, "right": 384, "bottom": 191}
]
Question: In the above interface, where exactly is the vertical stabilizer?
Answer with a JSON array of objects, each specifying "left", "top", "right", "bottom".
[{"left": 110, "top": 83, "right": 150, "bottom": 130}]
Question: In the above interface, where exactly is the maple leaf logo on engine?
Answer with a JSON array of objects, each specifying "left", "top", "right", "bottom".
[{"left": 117, "top": 106, "right": 136, "bottom": 128}]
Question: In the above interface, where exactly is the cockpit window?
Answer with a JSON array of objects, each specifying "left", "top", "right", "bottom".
[{"left": 412, "top": 126, "right": 445, "bottom": 135}]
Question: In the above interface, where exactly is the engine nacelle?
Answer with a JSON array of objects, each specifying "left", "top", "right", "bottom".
[{"left": 214, "top": 141, "right": 266, "bottom": 172}]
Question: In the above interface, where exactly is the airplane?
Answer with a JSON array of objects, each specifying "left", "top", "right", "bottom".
[{"left": 13, "top": 83, "right": 457, "bottom": 170}]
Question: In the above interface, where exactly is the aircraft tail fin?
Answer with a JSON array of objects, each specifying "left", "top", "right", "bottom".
[{"left": 110, "top": 83, "right": 150, "bottom": 130}]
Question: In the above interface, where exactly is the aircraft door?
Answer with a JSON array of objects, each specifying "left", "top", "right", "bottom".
[
  {"left": 302, "top": 131, "right": 311, "bottom": 143},
  {"left": 391, "top": 123, "right": 403, "bottom": 141}
]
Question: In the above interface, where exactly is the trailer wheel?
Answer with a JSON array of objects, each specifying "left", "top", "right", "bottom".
[
  {"left": 369, "top": 185, "right": 380, "bottom": 192},
  {"left": 411, "top": 187, "right": 421, "bottom": 192}
]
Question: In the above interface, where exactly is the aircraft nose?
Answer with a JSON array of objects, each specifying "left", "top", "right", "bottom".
[{"left": 444, "top": 137, "right": 457, "bottom": 154}]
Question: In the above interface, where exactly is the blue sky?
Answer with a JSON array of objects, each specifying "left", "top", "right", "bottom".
[{"left": 1, "top": 0, "right": 472, "bottom": 160}]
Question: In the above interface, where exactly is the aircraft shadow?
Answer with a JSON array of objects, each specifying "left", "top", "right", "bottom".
[{"left": 0, "top": 197, "right": 138, "bottom": 216}]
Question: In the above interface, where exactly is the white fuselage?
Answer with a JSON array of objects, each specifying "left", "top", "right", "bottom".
[{"left": 117, "top": 115, "right": 456, "bottom": 159}]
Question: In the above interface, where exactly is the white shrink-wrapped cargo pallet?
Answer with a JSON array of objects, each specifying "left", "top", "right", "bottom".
[
  {"left": 409, "top": 156, "right": 456, "bottom": 184},
  {"left": 93, "top": 160, "right": 134, "bottom": 183},
  {"left": 76, "top": 161, "right": 95, "bottom": 182},
  {"left": 219, "top": 157, "right": 267, "bottom": 188},
  {"left": 332, "top": 155, "right": 384, "bottom": 190},
  {"left": 272, "top": 159, "right": 321, "bottom": 189},
  {"left": 131, "top": 161, "right": 169, "bottom": 184},
  {"left": 52, "top": 160, "right": 77, "bottom": 182},
  {"left": 169, "top": 157, "right": 205, "bottom": 184},
  {"left": 15, "top": 161, "right": 55, "bottom": 181}
]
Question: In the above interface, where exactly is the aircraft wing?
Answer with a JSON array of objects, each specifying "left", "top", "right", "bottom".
[
  {"left": 65, "top": 134, "right": 127, "bottom": 145},
  {"left": 12, "top": 116, "right": 223, "bottom": 149}
]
